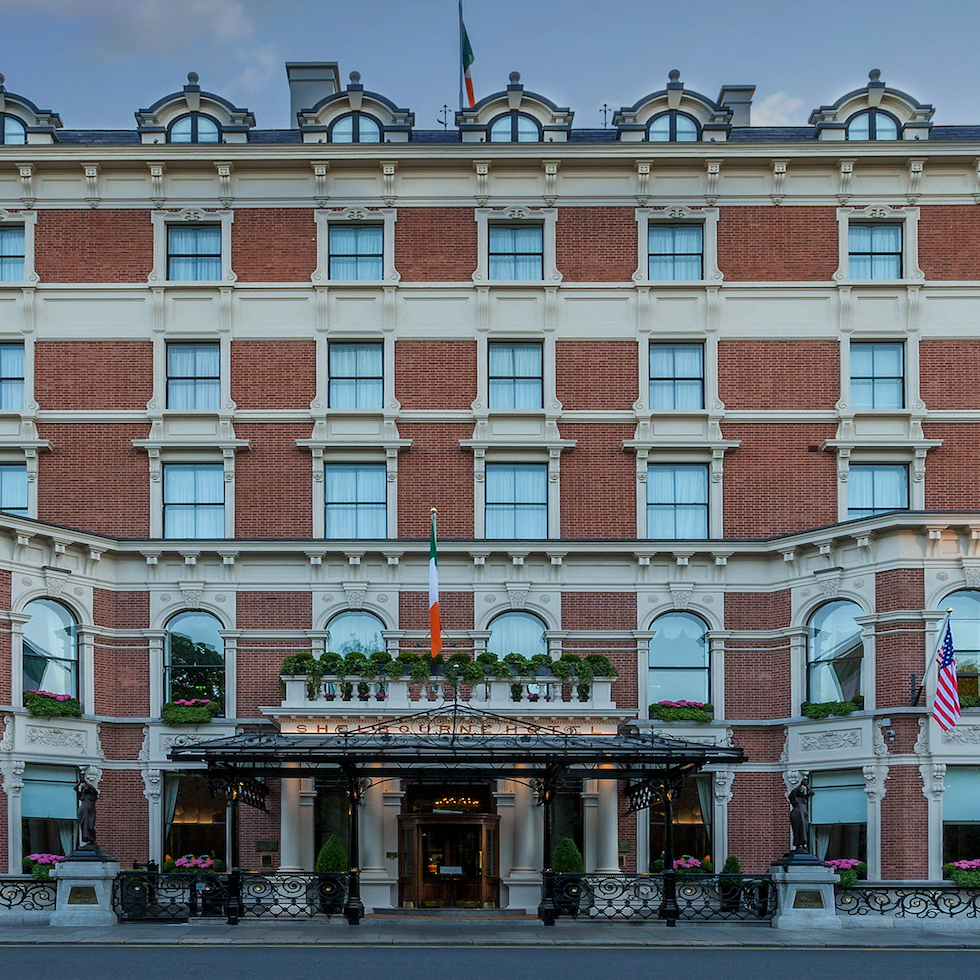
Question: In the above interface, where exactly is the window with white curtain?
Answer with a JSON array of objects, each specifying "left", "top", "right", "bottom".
[
  {"left": 847, "top": 464, "right": 908, "bottom": 518},
  {"left": 166, "top": 343, "right": 220, "bottom": 410},
  {"left": 327, "top": 610, "right": 386, "bottom": 654},
  {"left": 163, "top": 464, "right": 224, "bottom": 539},
  {"left": 649, "top": 344, "right": 703, "bottom": 410},
  {"left": 848, "top": 224, "right": 902, "bottom": 279},
  {"left": 648, "top": 225, "right": 703, "bottom": 280},
  {"left": 807, "top": 600, "right": 864, "bottom": 703},
  {"left": 0, "top": 343, "right": 24, "bottom": 409},
  {"left": 328, "top": 343, "right": 383, "bottom": 409},
  {"left": 22, "top": 599, "right": 78, "bottom": 700},
  {"left": 486, "top": 463, "right": 547, "bottom": 539},
  {"left": 165, "top": 609, "right": 225, "bottom": 709},
  {"left": 0, "top": 225, "right": 25, "bottom": 281},
  {"left": 943, "top": 767, "right": 980, "bottom": 865},
  {"left": 21, "top": 765, "right": 77, "bottom": 862},
  {"left": 324, "top": 463, "right": 386, "bottom": 538},
  {"left": 487, "top": 611, "right": 547, "bottom": 658},
  {"left": 850, "top": 342, "right": 904, "bottom": 410},
  {"left": 648, "top": 611, "right": 710, "bottom": 706},
  {"left": 0, "top": 464, "right": 28, "bottom": 517},
  {"left": 647, "top": 464, "right": 708, "bottom": 539},
  {"left": 488, "top": 225, "right": 544, "bottom": 280},
  {"left": 167, "top": 224, "right": 222, "bottom": 281},
  {"left": 809, "top": 770, "right": 868, "bottom": 863},
  {"left": 488, "top": 342, "right": 543, "bottom": 409},
  {"left": 846, "top": 110, "right": 899, "bottom": 141},
  {"left": 328, "top": 225, "right": 384, "bottom": 280}
]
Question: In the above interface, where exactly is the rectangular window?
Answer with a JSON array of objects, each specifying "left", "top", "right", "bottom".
[
  {"left": 324, "top": 463, "right": 386, "bottom": 538},
  {"left": 848, "top": 463, "right": 908, "bottom": 519},
  {"left": 943, "top": 767, "right": 980, "bottom": 865},
  {"left": 486, "top": 462, "right": 547, "bottom": 538},
  {"left": 328, "top": 225, "right": 383, "bottom": 280},
  {"left": 648, "top": 224, "right": 703, "bottom": 280},
  {"left": 488, "top": 225, "right": 544, "bottom": 280},
  {"left": 810, "top": 769, "right": 868, "bottom": 863},
  {"left": 488, "top": 342, "right": 543, "bottom": 409},
  {"left": 0, "top": 226, "right": 25, "bottom": 282},
  {"left": 0, "top": 343, "right": 25, "bottom": 410},
  {"left": 0, "top": 464, "right": 28, "bottom": 517},
  {"left": 849, "top": 224, "right": 902, "bottom": 280},
  {"left": 163, "top": 464, "right": 224, "bottom": 538},
  {"left": 850, "top": 342, "right": 904, "bottom": 410},
  {"left": 649, "top": 344, "right": 704, "bottom": 410},
  {"left": 166, "top": 343, "right": 220, "bottom": 410},
  {"left": 167, "top": 224, "right": 222, "bottom": 281},
  {"left": 21, "top": 765, "right": 77, "bottom": 863},
  {"left": 328, "top": 342, "right": 383, "bottom": 409},
  {"left": 647, "top": 464, "right": 709, "bottom": 539}
]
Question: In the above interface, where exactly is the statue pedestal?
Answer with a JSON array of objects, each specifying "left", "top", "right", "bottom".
[
  {"left": 768, "top": 853, "right": 841, "bottom": 930},
  {"left": 50, "top": 851, "right": 119, "bottom": 927}
]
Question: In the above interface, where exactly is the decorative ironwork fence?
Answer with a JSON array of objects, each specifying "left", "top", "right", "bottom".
[
  {"left": 836, "top": 884, "right": 980, "bottom": 920},
  {"left": 113, "top": 870, "right": 353, "bottom": 924},
  {"left": 543, "top": 872, "right": 776, "bottom": 923},
  {"left": 0, "top": 877, "right": 57, "bottom": 914}
]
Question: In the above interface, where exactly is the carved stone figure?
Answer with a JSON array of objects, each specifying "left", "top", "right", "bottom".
[
  {"left": 76, "top": 777, "right": 99, "bottom": 846},
  {"left": 787, "top": 775, "right": 811, "bottom": 850}
]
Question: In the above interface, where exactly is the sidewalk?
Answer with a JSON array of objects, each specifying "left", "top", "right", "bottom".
[{"left": 1, "top": 918, "right": 979, "bottom": 946}]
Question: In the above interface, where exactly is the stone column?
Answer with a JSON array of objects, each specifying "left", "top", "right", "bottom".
[
  {"left": 77, "top": 626, "right": 97, "bottom": 717},
  {"left": 595, "top": 773, "right": 620, "bottom": 873},
  {"left": 493, "top": 781, "right": 516, "bottom": 882},
  {"left": 8, "top": 612, "right": 29, "bottom": 709},
  {"left": 143, "top": 630, "right": 167, "bottom": 718},
  {"left": 360, "top": 776, "right": 386, "bottom": 873},
  {"left": 2, "top": 760, "right": 25, "bottom": 874},
  {"left": 582, "top": 779, "right": 599, "bottom": 872},
  {"left": 298, "top": 777, "right": 316, "bottom": 870},
  {"left": 279, "top": 764, "right": 303, "bottom": 871},
  {"left": 512, "top": 777, "right": 537, "bottom": 872}
]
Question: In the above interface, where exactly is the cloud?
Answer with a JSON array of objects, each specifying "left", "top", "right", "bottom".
[
  {"left": 752, "top": 92, "right": 807, "bottom": 126},
  {"left": 229, "top": 45, "right": 281, "bottom": 97}
]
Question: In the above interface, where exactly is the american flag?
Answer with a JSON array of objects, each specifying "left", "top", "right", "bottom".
[{"left": 933, "top": 616, "right": 961, "bottom": 732}]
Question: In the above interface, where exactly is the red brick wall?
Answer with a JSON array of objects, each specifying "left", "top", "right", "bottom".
[
  {"left": 233, "top": 424, "right": 312, "bottom": 537},
  {"left": 725, "top": 590, "right": 792, "bottom": 631},
  {"left": 93, "top": 590, "right": 150, "bottom": 716},
  {"left": 35, "top": 342, "right": 153, "bottom": 411},
  {"left": 718, "top": 341, "right": 839, "bottom": 411},
  {"left": 97, "top": 767, "right": 149, "bottom": 867},
  {"left": 727, "top": 769, "right": 787, "bottom": 873},
  {"left": 396, "top": 424, "right": 473, "bottom": 538},
  {"left": 556, "top": 342, "right": 637, "bottom": 410},
  {"left": 231, "top": 209, "right": 316, "bottom": 281},
  {"left": 880, "top": 767, "right": 929, "bottom": 879},
  {"left": 923, "top": 424, "right": 980, "bottom": 510},
  {"left": 560, "top": 424, "right": 636, "bottom": 538},
  {"left": 556, "top": 207, "right": 636, "bottom": 282},
  {"left": 395, "top": 208, "right": 476, "bottom": 281},
  {"left": 395, "top": 341, "right": 477, "bottom": 410},
  {"left": 561, "top": 592, "right": 636, "bottom": 630},
  {"left": 617, "top": 790, "right": 637, "bottom": 873},
  {"left": 918, "top": 206, "right": 980, "bottom": 280},
  {"left": 35, "top": 210, "right": 152, "bottom": 282},
  {"left": 239, "top": 781, "right": 282, "bottom": 871},
  {"left": 875, "top": 568, "right": 924, "bottom": 613},
  {"left": 231, "top": 341, "right": 315, "bottom": 410},
  {"left": 723, "top": 425, "right": 838, "bottom": 536},
  {"left": 724, "top": 591, "right": 793, "bottom": 719},
  {"left": 717, "top": 207, "right": 838, "bottom": 281},
  {"left": 921, "top": 342, "right": 980, "bottom": 410},
  {"left": 399, "top": 591, "right": 474, "bottom": 630},
  {"left": 37, "top": 424, "right": 149, "bottom": 535}
]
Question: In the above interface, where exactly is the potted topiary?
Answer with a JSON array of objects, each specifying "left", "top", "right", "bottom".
[
  {"left": 552, "top": 837, "right": 590, "bottom": 917},
  {"left": 311, "top": 835, "right": 348, "bottom": 915},
  {"left": 719, "top": 854, "right": 744, "bottom": 912}
]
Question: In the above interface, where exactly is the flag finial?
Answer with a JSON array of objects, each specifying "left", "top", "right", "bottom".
[
  {"left": 431, "top": 507, "right": 438, "bottom": 514},
  {"left": 947, "top": 607, "right": 954, "bottom": 613}
]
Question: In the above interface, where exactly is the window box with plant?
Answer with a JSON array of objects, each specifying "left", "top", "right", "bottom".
[
  {"left": 801, "top": 695, "right": 864, "bottom": 719},
  {"left": 24, "top": 689, "right": 82, "bottom": 719},
  {"left": 23, "top": 852, "right": 63, "bottom": 879},
  {"left": 826, "top": 858, "right": 867, "bottom": 888},
  {"left": 161, "top": 698, "right": 221, "bottom": 725},
  {"left": 942, "top": 859, "right": 980, "bottom": 887},
  {"left": 649, "top": 700, "right": 714, "bottom": 723}
]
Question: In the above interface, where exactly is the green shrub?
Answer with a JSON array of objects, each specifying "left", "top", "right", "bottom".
[
  {"left": 503, "top": 653, "right": 532, "bottom": 676},
  {"left": 552, "top": 837, "right": 584, "bottom": 874},
  {"left": 721, "top": 855, "right": 743, "bottom": 878},
  {"left": 476, "top": 651, "right": 498, "bottom": 666},
  {"left": 582, "top": 654, "right": 618, "bottom": 678},
  {"left": 461, "top": 660, "right": 485, "bottom": 684},
  {"left": 550, "top": 658, "right": 575, "bottom": 680},
  {"left": 344, "top": 651, "right": 371, "bottom": 678},
  {"left": 384, "top": 660, "right": 404, "bottom": 680},
  {"left": 801, "top": 696, "right": 864, "bottom": 719},
  {"left": 649, "top": 702, "right": 715, "bottom": 723},
  {"left": 315, "top": 836, "right": 348, "bottom": 873},
  {"left": 161, "top": 700, "right": 220, "bottom": 725},
  {"left": 447, "top": 652, "right": 471, "bottom": 666},
  {"left": 530, "top": 653, "right": 552, "bottom": 670},
  {"left": 961, "top": 694, "right": 980, "bottom": 709},
  {"left": 281, "top": 653, "right": 318, "bottom": 676},
  {"left": 942, "top": 862, "right": 980, "bottom": 887},
  {"left": 320, "top": 652, "right": 345, "bottom": 676},
  {"left": 576, "top": 682, "right": 591, "bottom": 702},
  {"left": 23, "top": 691, "right": 82, "bottom": 719},
  {"left": 409, "top": 659, "right": 431, "bottom": 683},
  {"left": 490, "top": 661, "right": 514, "bottom": 679},
  {"left": 650, "top": 858, "right": 665, "bottom": 872}
]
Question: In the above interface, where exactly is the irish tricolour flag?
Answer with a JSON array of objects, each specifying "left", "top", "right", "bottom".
[
  {"left": 429, "top": 509, "right": 442, "bottom": 659},
  {"left": 460, "top": 4, "right": 475, "bottom": 108}
]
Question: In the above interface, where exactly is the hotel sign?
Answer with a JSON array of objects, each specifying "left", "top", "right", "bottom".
[{"left": 275, "top": 713, "right": 620, "bottom": 736}]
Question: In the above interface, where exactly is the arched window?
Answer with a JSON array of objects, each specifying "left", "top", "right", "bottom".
[
  {"left": 487, "top": 611, "right": 547, "bottom": 659},
  {"left": 488, "top": 112, "right": 541, "bottom": 143},
  {"left": 807, "top": 601, "right": 864, "bottom": 703},
  {"left": 648, "top": 111, "right": 699, "bottom": 142},
  {"left": 165, "top": 610, "right": 225, "bottom": 713},
  {"left": 168, "top": 112, "right": 221, "bottom": 144},
  {"left": 648, "top": 612, "right": 709, "bottom": 706},
  {"left": 22, "top": 599, "right": 78, "bottom": 700},
  {"left": 330, "top": 112, "right": 382, "bottom": 143},
  {"left": 846, "top": 110, "right": 899, "bottom": 141},
  {"left": 945, "top": 590, "right": 980, "bottom": 700},
  {"left": 327, "top": 610, "right": 386, "bottom": 654},
  {"left": 0, "top": 114, "right": 27, "bottom": 145}
]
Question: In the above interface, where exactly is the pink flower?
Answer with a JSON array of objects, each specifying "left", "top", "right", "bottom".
[
  {"left": 27, "top": 853, "right": 63, "bottom": 865},
  {"left": 825, "top": 859, "right": 862, "bottom": 870},
  {"left": 953, "top": 859, "right": 980, "bottom": 870},
  {"left": 674, "top": 856, "right": 702, "bottom": 869}
]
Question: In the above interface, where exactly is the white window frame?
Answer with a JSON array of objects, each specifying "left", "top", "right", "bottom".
[
  {"left": 161, "top": 460, "right": 228, "bottom": 540},
  {"left": 483, "top": 459, "right": 549, "bottom": 540},
  {"left": 473, "top": 207, "right": 561, "bottom": 284},
  {"left": 847, "top": 340, "right": 906, "bottom": 411},
  {"left": 648, "top": 341, "right": 706, "bottom": 411},
  {"left": 834, "top": 205, "right": 923, "bottom": 284},
  {"left": 836, "top": 451, "right": 921, "bottom": 520},
  {"left": 148, "top": 333, "right": 232, "bottom": 415},
  {"left": 147, "top": 450, "right": 236, "bottom": 538},
  {"left": 634, "top": 207, "right": 721, "bottom": 284},
  {"left": 0, "top": 461, "right": 29, "bottom": 518},
  {"left": 312, "top": 450, "right": 399, "bottom": 539},
  {"left": 0, "top": 209, "right": 38, "bottom": 285},
  {"left": 312, "top": 207, "right": 399, "bottom": 284},
  {"left": 487, "top": 340, "right": 545, "bottom": 411},
  {"left": 327, "top": 340, "right": 385, "bottom": 411},
  {"left": 634, "top": 449, "right": 727, "bottom": 539},
  {"left": 473, "top": 449, "right": 561, "bottom": 539},
  {"left": 474, "top": 332, "right": 557, "bottom": 415},
  {"left": 149, "top": 208, "right": 236, "bottom": 285},
  {"left": 323, "top": 459, "right": 389, "bottom": 540}
]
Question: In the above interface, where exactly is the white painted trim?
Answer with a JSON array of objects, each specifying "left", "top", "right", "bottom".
[
  {"left": 834, "top": 205, "right": 923, "bottom": 284},
  {"left": 312, "top": 207, "right": 399, "bottom": 284},
  {"left": 0, "top": 209, "right": 38, "bottom": 284},
  {"left": 149, "top": 208, "right": 236, "bottom": 285},
  {"left": 473, "top": 207, "right": 561, "bottom": 284},
  {"left": 633, "top": 206, "right": 722, "bottom": 284}
]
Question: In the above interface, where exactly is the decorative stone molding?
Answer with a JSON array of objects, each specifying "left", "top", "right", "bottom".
[
  {"left": 942, "top": 725, "right": 980, "bottom": 744},
  {"left": 920, "top": 762, "right": 946, "bottom": 802},
  {"left": 148, "top": 208, "right": 236, "bottom": 284},
  {"left": 633, "top": 206, "right": 722, "bottom": 283},
  {"left": 472, "top": 206, "right": 561, "bottom": 284},
  {"left": 913, "top": 716, "right": 930, "bottom": 755},
  {"left": 312, "top": 207, "right": 399, "bottom": 284},
  {"left": 343, "top": 582, "right": 367, "bottom": 610},
  {"left": 862, "top": 764, "right": 888, "bottom": 801},
  {"left": 800, "top": 729, "right": 861, "bottom": 752},
  {"left": 713, "top": 769, "right": 735, "bottom": 805},
  {"left": 142, "top": 768, "right": 163, "bottom": 805},
  {"left": 1, "top": 760, "right": 25, "bottom": 797},
  {"left": 25, "top": 726, "right": 84, "bottom": 748},
  {"left": 505, "top": 583, "right": 530, "bottom": 610}
]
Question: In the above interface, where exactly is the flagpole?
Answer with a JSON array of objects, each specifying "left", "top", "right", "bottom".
[{"left": 458, "top": 1, "right": 464, "bottom": 112}]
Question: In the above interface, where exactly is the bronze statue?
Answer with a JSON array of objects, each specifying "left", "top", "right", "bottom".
[
  {"left": 787, "top": 774, "right": 811, "bottom": 850},
  {"left": 75, "top": 776, "right": 99, "bottom": 847}
]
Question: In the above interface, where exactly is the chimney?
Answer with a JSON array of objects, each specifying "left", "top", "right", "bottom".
[
  {"left": 717, "top": 85, "right": 755, "bottom": 127},
  {"left": 285, "top": 62, "right": 341, "bottom": 127}
]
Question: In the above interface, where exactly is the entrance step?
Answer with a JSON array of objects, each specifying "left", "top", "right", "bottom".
[{"left": 370, "top": 908, "right": 533, "bottom": 918}]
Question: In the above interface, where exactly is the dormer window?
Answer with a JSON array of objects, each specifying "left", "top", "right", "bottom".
[
  {"left": 846, "top": 109, "right": 899, "bottom": 140},
  {"left": 648, "top": 111, "right": 699, "bottom": 142},
  {"left": 488, "top": 111, "right": 541, "bottom": 142},
  {"left": 330, "top": 112, "right": 382, "bottom": 143},
  {"left": 0, "top": 114, "right": 26, "bottom": 145},
  {"left": 169, "top": 112, "right": 221, "bottom": 144}
]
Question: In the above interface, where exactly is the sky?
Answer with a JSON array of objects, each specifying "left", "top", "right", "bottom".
[{"left": 0, "top": 0, "right": 976, "bottom": 132}]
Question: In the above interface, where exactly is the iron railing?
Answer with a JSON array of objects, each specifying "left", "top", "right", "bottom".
[
  {"left": 0, "top": 876, "right": 57, "bottom": 913},
  {"left": 113, "top": 870, "right": 354, "bottom": 924},
  {"left": 836, "top": 883, "right": 980, "bottom": 919},
  {"left": 541, "top": 872, "right": 776, "bottom": 924}
]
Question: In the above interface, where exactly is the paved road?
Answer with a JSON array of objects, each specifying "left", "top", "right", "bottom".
[{"left": 0, "top": 945, "right": 974, "bottom": 980}]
